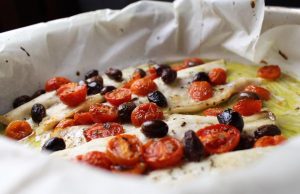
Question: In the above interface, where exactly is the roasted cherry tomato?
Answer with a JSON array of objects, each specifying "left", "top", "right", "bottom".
[
  {"left": 233, "top": 99, "right": 262, "bottom": 116},
  {"left": 89, "top": 104, "right": 118, "bottom": 123},
  {"left": 208, "top": 68, "right": 227, "bottom": 85},
  {"left": 188, "top": 81, "right": 213, "bottom": 101},
  {"left": 55, "top": 119, "right": 76, "bottom": 129},
  {"left": 45, "top": 77, "right": 71, "bottom": 92},
  {"left": 76, "top": 151, "right": 112, "bottom": 170},
  {"left": 57, "top": 83, "right": 87, "bottom": 107},
  {"left": 203, "top": 108, "right": 224, "bottom": 116},
  {"left": 143, "top": 137, "right": 184, "bottom": 169},
  {"left": 197, "top": 124, "right": 240, "bottom": 154},
  {"left": 130, "top": 77, "right": 157, "bottom": 96},
  {"left": 254, "top": 135, "right": 286, "bottom": 148},
  {"left": 104, "top": 88, "right": 132, "bottom": 106},
  {"left": 83, "top": 122, "right": 124, "bottom": 142},
  {"left": 257, "top": 65, "right": 281, "bottom": 80},
  {"left": 131, "top": 103, "right": 163, "bottom": 127},
  {"left": 171, "top": 64, "right": 187, "bottom": 71},
  {"left": 183, "top": 57, "right": 204, "bottom": 67},
  {"left": 244, "top": 85, "right": 271, "bottom": 101},
  {"left": 74, "top": 112, "right": 94, "bottom": 125},
  {"left": 5, "top": 120, "right": 33, "bottom": 140},
  {"left": 111, "top": 163, "right": 147, "bottom": 175},
  {"left": 147, "top": 66, "right": 159, "bottom": 80},
  {"left": 106, "top": 134, "right": 143, "bottom": 166}
]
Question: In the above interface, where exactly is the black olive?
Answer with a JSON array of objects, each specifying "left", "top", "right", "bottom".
[
  {"left": 105, "top": 68, "right": 123, "bottom": 82},
  {"left": 235, "top": 134, "right": 255, "bottom": 150},
  {"left": 42, "top": 137, "right": 66, "bottom": 152},
  {"left": 31, "top": 103, "right": 46, "bottom": 123},
  {"left": 31, "top": 89, "right": 46, "bottom": 99},
  {"left": 100, "top": 86, "right": 116, "bottom": 95},
  {"left": 85, "top": 69, "right": 99, "bottom": 80},
  {"left": 238, "top": 92, "right": 260, "bottom": 101},
  {"left": 161, "top": 68, "right": 177, "bottom": 84},
  {"left": 217, "top": 109, "right": 244, "bottom": 131},
  {"left": 192, "top": 72, "right": 210, "bottom": 83},
  {"left": 254, "top": 124, "right": 281, "bottom": 139},
  {"left": 147, "top": 91, "right": 168, "bottom": 108},
  {"left": 87, "top": 82, "right": 103, "bottom": 95},
  {"left": 118, "top": 102, "right": 137, "bottom": 123},
  {"left": 183, "top": 130, "right": 205, "bottom": 162},
  {"left": 134, "top": 68, "right": 146, "bottom": 78},
  {"left": 154, "top": 64, "right": 171, "bottom": 76},
  {"left": 86, "top": 75, "right": 103, "bottom": 85},
  {"left": 141, "top": 120, "right": 168, "bottom": 138},
  {"left": 13, "top": 95, "right": 32, "bottom": 108}
]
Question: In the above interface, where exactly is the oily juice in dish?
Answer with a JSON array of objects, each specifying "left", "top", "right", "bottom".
[
  {"left": 7, "top": 61, "right": 300, "bottom": 148},
  {"left": 225, "top": 62, "right": 300, "bottom": 138}
]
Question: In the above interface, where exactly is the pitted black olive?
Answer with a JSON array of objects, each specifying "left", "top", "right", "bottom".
[
  {"left": 100, "top": 86, "right": 116, "bottom": 95},
  {"left": 105, "top": 68, "right": 123, "bottom": 82},
  {"left": 141, "top": 120, "right": 168, "bottom": 138},
  {"left": 85, "top": 69, "right": 99, "bottom": 80},
  {"left": 42, "top": 137, "right": 66, "bottom": 152},
  {"left": 118, "top": 102, "right": 137, "bottom": 123},
  {"left": 154, "top": 64, "right": 171, "bottom": 76},
  {"left": 217, "top": 109, "right": 244, "bottom": 131},
  {"left": 238, "top": 92, "right": 260, "bottom": 101},
  {"left": 235, "top": 133, "right": 255, "bottom": 150},
  {"left": 192, "top": 72, "right": 210, "bottom": 83},
  {"left": 254, "top": 124, "right": 281, "bottom": 139},
  {"left": 86, "top": 75, "right": 103, "bottom": 85},
  {"left": 183, "top": 130, "right": 205, "bottom": 162},
  {"left": 31, "top": 89, "right": 45, "bottom": 99},
  {"left": 13, "top": 95, "right": 32, "bottom": 108},
  {"left": 161, "top": 68, "right": 177, "bottom": 84},
  {"left": 147, "top": 91, "right": 168, "bottom": 108},
  {"left": 87, "top": 82, "right": 103, "bottom": 95},
  {"left": 134, "top": 68, "right": 146, "bottom": 78},
  {"left": 31, "top": 103, "right": 46, "bottom": 123}
]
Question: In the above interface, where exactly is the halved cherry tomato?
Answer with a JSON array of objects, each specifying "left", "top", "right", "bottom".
[
  {"left": 74, "top": 112, "right": 94, "bottom": 125},
  {"left": 130, "top": 77, "right": 157, "bottom": 96},
  {"left": 104, "top": 88, "right": 132, "bottom": 106},
  {"left": 5, "top": 120, "right": 33, "bottom": 140},
  {"left": 203, "top": 108, "right": 224, "bottom": 116},
  {"left": 143, "top": 137, "right": 184, "bottom": 169},
  {"left": 244, "top": 85, "right": 271, "bottom": 101},
  {"left": 172, "top": 64, "right": 187, "bottom": 71},
  {"left": 233, "top": 99, "right": 262, "bottom": 116},
  {"left": 254, "top": 135, "right": 286, "bottom": 148},
  {"left": 147, "top": 67, "right": 159, "bottom": 80},
  {"left": 57, "top": 83, "right": 87, "bottom": 107},
  {"left": 45, "top": 77, "right": 71, "bottom": 92},
  {"left": 197, "top": 124, "right": 240, "bottom": 154},
  {"left": 208, "top": 68, "right": 227, "bottom": 85},
  {"left": 183, "top": 57, "right": 204, "bottom": 67},
  {"left": 188, "top": 81, "right": 213, "bottom": 101},
  {"left": 257, "top": 65, "right": 281, "bottom": 80},
  {"left": 131, "top": 103, "right": 163, "bottom": 127},
  {"left": 122, "top": 70, "right": 145, "bottom": 89},
  {"left": 111, "top": 163, "right": 147, "bottom": 175},
  {"left": 76, "top": 151, "right": 112, "bottom": 170},
  {"left": 55, "top": 119, "right": 76, "bottom": 129},
  {"left": 89, "top": 104, "right": 118, "bottom": 123},
  {"left": 83, "top": 122, "right": 124, "bottom": 142},
  {"left": 106, "top": 134, "right": 143, "bottom": 166}
]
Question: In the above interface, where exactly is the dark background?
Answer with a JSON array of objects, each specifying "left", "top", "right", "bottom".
[{"left": 0, "top": 0, "right": 300, "bottom": 33}]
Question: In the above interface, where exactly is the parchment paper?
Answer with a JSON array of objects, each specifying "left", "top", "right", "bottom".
[{"left": 1, "top": 0, "right": 300, "bottom": 194}]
